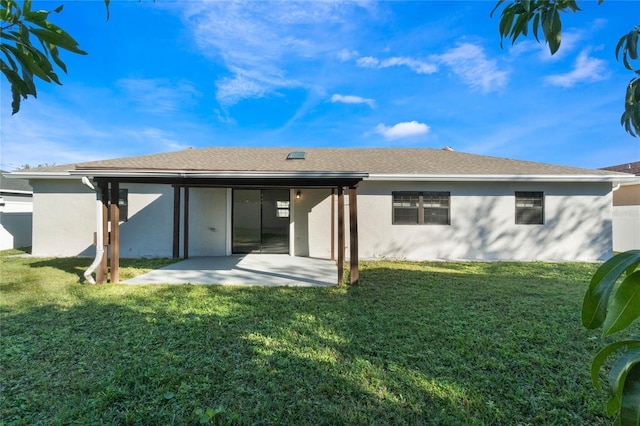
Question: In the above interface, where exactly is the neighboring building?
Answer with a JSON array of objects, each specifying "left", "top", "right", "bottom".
[
  {"left": 601, "top": 161, "right": 640, "bottom": 251},
  {"left": 0, "top": 171, "right": 33, "bottom": 250},
  {"left": 8, "top": 147, "right": 638, "bottom": 264}
]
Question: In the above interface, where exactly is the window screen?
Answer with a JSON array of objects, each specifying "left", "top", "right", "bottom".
[
  {"left": 393, "top": 191, "right": 450, "bottom": 225},
  {"left": 515, "top": 191, "right": 543, "bottom": 225}
]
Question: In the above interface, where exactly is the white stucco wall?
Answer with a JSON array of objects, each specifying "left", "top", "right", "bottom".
[
  {"left": 612, "top": 205, "right": 640, "bottom": 251},
  {"left": 350, "top": 180, "right": 612, "bottom": 261},
  {"left": 31, "top": 181, "right": 176, "bottom": 257},
  {"left": 0, "top": 196, "right": 33, "bottom": 250},
  {"left": 118, "top": 183, "right": 174, "bottom": 257},
  {"left": 31, "top": 180, "right": 96, "bottom": 256},
  {"left": 293, "top": 188, "right": 332, "bottom": 258}
]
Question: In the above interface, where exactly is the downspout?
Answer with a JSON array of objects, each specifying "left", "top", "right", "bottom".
[
  {"left": 612, "top": 183, "right": 621, "bottom": 192},
  {"left": 81, "top": 176, "right": 103, "bottom": 284}
]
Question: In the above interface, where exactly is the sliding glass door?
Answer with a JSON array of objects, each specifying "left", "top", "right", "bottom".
[{"left": 232, "top": 189, "right": 290, "bottom": 254}]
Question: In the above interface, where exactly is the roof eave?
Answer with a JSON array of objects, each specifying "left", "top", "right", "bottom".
[{"left": 366, "top": 174, "right": 640, "bottom": 183}]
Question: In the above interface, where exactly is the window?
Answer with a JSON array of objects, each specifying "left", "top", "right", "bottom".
[
  {"left": 393, "top": 191, "right": 450, "bottom": 225},
  {"left": 515, "top": 191, "right": 543, "bottom": 225},
  {"left": 107, "top": 189, "right": 128, "bottom": 222}
]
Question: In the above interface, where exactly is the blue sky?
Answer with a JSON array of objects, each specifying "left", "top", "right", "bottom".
[{"left": 1, "top": 0, "right": 639, "bottom": 170}]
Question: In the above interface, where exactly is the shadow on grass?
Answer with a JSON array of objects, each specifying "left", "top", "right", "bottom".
[
  {"left": 26, "top": 257, "right": 179, "bottom": 283},
  {"left": 1, "top": 261, "right": 612, "bottom": 425}
]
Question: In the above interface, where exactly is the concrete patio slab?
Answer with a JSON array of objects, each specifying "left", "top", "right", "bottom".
[{"left": 124, "top": 254, "right": 338, "bottom": 287}]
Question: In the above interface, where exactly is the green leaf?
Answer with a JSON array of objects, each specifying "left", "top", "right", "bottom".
[
  {"left": 499, "top": 8, "right": 515, "bottom": 42},
  {"left": 591, "top": 339, "right": 640, "bottom": 388},
  {"left": 548, "top": 8, "right": 561, "bottom": 55},
  {"left": 582, "top": 250, "right": 640, "bottom": 329},
  {"left": 603, "top": 270, "right": 640, "bottom": 336},
  {"left": 10, "top": 81, "right": 21, "bottom": 114},
  {"left": 489, "top": 0, "right": 507, "bottom": 19},
  {"left": 609, "top": 348, "right": 640, "bottom": 421},
  {"left": 532, "top": 13, "right": 540, "bottom": 41},
  {"left": 620, "top": 363, "right": 640, "bottom": 426},
  {"left": 29, "top": 27, "right": 87, "bottom": 55},
  {"left": 3, "top": 44, "right": 51, "bottom": 82},
  {"left": 49, "top": 45, "right": 67, "bottom": 74},
  {"left": 629, "top": 29, "right": 638, "bottom": 60},
  {"left": 607, "top": 392, "right": 621, "bottom": 417}
]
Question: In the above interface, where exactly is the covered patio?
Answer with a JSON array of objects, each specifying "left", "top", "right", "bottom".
[
  {"left": 86, "top": 169, "right": 366, "bottom": 286},
  {"left": 124, "top": 254, "right": 337, "bottom": 287}
]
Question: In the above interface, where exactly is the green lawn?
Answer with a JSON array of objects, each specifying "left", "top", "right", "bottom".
[{"left": 1, "top": 254, "right": 633, "bottom": 425}]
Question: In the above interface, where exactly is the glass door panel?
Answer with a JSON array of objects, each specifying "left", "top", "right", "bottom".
[
  {"left": 260, "top": 189, "right": 290, "bottom": 254},
  {"left": 232, "top": 190, "right": 261, "bottom": 253}
]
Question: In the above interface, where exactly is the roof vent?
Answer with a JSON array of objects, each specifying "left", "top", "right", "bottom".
[
  {"left": 442, "top": 146, "right": 455, "bottom": 151},
  {"left": 286, "top": 151, "right": 306, "bottom": 160}
]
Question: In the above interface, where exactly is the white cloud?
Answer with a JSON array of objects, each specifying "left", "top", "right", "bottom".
[
  {"left": 544, "top": 49, "right": 608, "bottom": 88},
  {"left": 509, "top": 30, "right": 583, "bottom": 62},
  {"left": 435, "top": 43, "right": 508, "bottom": 92},
  {"left": 331, "top": 94, "right": 375, "bottom": 108},
  {"left": 117, "top": 78, "right": 200, "bottom": 113},
  {"left": 179, "top": 2, "right": 367, "bottom": 107},
  {"left": 379, "top": 57, "right": 438, "bottom": 74},
  {"left": 375, "top": 121, "right": 430, "bottom": 139},
  {"left": 357, "top": 55, "right": 437, "bottom": 74},
  {"left": 337, "top": 48, "right": 359, "bottom": 61},
  {"left": 356, "top": 56, "right": 380, "bottom": 68}
]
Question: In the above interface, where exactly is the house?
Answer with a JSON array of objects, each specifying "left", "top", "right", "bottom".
[
  {"left": 0, "top": 171, "right": 33, "bottom": 250},
  {"left": 600, "top": 161, "right": 640, "bottom": 251},
  {"left": 8, "top": 147, "right": 637, "bottom": 283}
]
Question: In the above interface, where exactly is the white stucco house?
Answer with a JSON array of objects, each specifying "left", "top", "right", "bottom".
[
  {"left": 0, "top": 171, "right": 33, "bottom": 250},
  {"left": 8, "top": 147, "right": 638, "bottom": 282}
]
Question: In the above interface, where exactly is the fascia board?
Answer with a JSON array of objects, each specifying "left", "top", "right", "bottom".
[
  {"left": 7, "top": 170, "right": 369, "bottom": 179},
  {"left": 6, "top": 172, "right": 75, "bottom": 180},
  {"left": 366, "top": 174, "right": 640, "bottom": 183},
  {"left": 69, "top": 170, "right": 369, "bottom": 179}
]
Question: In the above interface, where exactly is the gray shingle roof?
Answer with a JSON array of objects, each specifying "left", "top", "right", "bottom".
[
  {"left": 57, "top": 147, "right": 623, "bottom": 176},
  {"left": 601, "top": 161, "right": 640, "bottom": 176},
  {"left": 0, "top": 171, "right": 32, "bottom": 193}
]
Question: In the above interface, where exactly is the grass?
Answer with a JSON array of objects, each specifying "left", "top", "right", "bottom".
[{"left": 1, "top": 254, "right": 636, "bottom": 425}]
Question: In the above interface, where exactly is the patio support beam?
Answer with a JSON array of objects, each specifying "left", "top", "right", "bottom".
[
  {"left": 97, "top": 182, "right": 109, "bottom": 284},
  {"left": 183, "top": 186, "right": 189, "bottom": 259},
  {"left": 109, "top": 180, "right": 120, "bottom": 283},
  {"left": 349, "top": 185, "right": 359, "bottom": 285},
  {"left": 337, "top": 186, "right": 345, "bottom": 285},
  {"left": 331, "top": 188, "right": 335, "bottom": 261},
  {"left": 173, "top": 185, "right": 180, "bottom": 258}
]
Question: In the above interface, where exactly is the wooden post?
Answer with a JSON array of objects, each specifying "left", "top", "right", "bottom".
[
  {"left": 337, "top": 186, "right": 345, "bottom": 285},
  {"left": 97, "top": 182, "right": 109, "bottom": 284},
  {"left": 183, "top": 186, "right": 189, "bottom": 259},
  {"left": 173, "top": 185, "right": 181, "bottom": 258},
  {"left": 109, "top": 181, "right": 120, "bottom": 283},
  {"left": 349, "top": 185, "right": 359, "bottom": 285},
  {"left": 330, "top": 188, "right": 335, "bottom": 261}
]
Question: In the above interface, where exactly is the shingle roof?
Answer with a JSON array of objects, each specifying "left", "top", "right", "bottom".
[
  {"left": 601, "top": 161, "right": 640, "bottom": 176},
  {"left": 49, "top": 147, "right": 625, "bottom": 177},
  {"left": 0, "top": 171, "right": 32, "bottom": 193}
]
